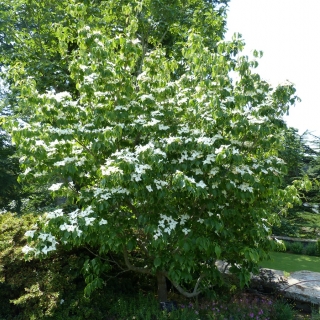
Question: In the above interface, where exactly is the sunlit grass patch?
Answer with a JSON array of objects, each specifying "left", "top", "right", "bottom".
[{"left": 260, "top": 252, "right": 320, "bottom": 273}]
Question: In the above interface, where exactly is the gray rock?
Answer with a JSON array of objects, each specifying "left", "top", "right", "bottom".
[
  {"left": 283, "top": 270, "right": 320, "bottom": 305},
  {"left": 215, "top": 260, "right": 320, "bottom": 305}
]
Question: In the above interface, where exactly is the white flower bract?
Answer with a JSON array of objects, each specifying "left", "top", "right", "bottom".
[{"left": 48, "top": 183, "right": 63, "bottom": 191}]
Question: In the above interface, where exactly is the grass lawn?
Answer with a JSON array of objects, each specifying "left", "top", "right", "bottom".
[{"left": 260, "top": 252, "right": 320, "bottom": 273}]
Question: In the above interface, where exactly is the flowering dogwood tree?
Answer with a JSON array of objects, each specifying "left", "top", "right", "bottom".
[{"left": 6, "top": 0, "right": 301, "bottom": 301}]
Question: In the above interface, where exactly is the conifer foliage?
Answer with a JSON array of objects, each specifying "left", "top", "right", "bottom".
[{"left": 0, "top": 131, "right": 21, "bottom": 212}]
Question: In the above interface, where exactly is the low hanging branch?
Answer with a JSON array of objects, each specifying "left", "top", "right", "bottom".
[
  {"left": 123, "top": 244, "right": 203, "bottom": 298},
  {"left": 122, "top": 246, "right": 152, "bottom": 275},
  {"left": 165, "top": 272, "right": 204, "bottom": 298}
]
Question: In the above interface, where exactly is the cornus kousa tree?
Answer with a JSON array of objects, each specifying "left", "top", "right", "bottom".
[{"left": 5, "top": 0, "right": 301, "bottom": 301}]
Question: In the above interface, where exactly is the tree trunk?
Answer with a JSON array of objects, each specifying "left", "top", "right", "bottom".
[{"left": 156, "top": 272, "right": 167, "bottom": 302}]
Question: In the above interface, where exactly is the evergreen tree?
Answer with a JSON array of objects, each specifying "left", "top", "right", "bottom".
[{"left": 0, "top": 129, "right": 21, "bottom": 212}]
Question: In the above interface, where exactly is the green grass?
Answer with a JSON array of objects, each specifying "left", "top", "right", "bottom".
[{"left": 260, "top": 252, "right": 320, "bottom": 273}]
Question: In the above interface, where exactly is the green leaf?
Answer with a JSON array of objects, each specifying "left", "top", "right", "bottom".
[
  {"left": 183, "top": 241, "right": 190, "bottom": 252},
  {"left": 154, "top": 257, "right": 161, "bottom": 268},
  {"left": 215, "top": 245, "right": 221, "bottom": 259}
]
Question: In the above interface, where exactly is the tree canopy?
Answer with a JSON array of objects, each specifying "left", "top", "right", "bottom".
[{"left": 2, "top": 0, "right": 303, "bottom": 301}]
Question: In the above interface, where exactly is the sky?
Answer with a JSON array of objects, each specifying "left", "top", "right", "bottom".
[{"left": 225, "top": 0, "right": 320, "bottom": 138}]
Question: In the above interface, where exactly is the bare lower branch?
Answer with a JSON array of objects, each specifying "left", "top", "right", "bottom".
[
  {"left": 84, "top": 247, "right": 126, "bottom": 271},
  {"left": 123, "top": 246, "right": 152, "bottom": 275},
  {"left": 165, "top": 273, "right": 204, "bottom": 298}
]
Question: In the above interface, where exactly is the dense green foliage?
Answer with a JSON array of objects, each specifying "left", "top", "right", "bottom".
[
  {"left": 0, "top": 131, "right": 21, "bottom": 212},
  {"left": 0, "top": 212, "right": 298, "bottom": 319},
  {"left": 0, "top": 128, "right": 54, "bottom": 214},
  {"left": 1, "top": 0, "right": 305, "bottom": 303},
  {"left": 0, "top": 212, "right": 140, "bottom": 319},
  {"left": 0, "top": 212, "right": 81, "bottom": 318},
  {"left": 2, "top": 3, "right": 319, "bottom": 320},
  {"left": 306, "top": 135, "right": 320, "bottom": 210}
]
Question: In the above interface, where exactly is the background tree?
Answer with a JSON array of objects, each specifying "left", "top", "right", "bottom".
[
  {"left": 273, "top": 130, "right": 319, "bottom": 236},
  {"left": 0, "top": 129, "right": 21, "bottom": 212},
  {"left": 3, "top": 0, "right": 302, "bottom": 302}
]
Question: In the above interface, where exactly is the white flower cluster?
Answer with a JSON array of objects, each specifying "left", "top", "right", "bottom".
[
  {"left": 48, "top": 183, "right": 63, "bottom": 191},
  {"left": 232, "top": 165, "right": 253, "bottom": 176},
  {"left": 177, "top": 125, "right": 190, "bottom": 134},
  {"left": 22, "top": 167, "right": 32, "bottom": 176},
  {"left": 183, "top": 175, "right": 207, "bottom": 189},
  {"left": 180, "top": 214, "right": 190, "bottom": 225},
  {"left": 140, "top": 94, "right": 155, "bottom": 102},
  {"left": 203, "top": 153, "right": 216, "bottom": 165},
  {"left": 45, "top": 206, "right": 99, "bottom": 238},
  {"left": 46, "top": 208, "right": 64, "bottom": 219},
  {"left": 135, "top": 141, "right": 155, "bottom": 154},
  {"left": 40, "top": 91, "right": 72, "bottom": 103},
  {"left": 154, "top": 214, "right": 179, "bottom": 239},
  {"left": 154, "top": 179, "right": 168, "bottom": 189},
  {"left": 211, "top": 182, "right": 219, "bottom": 189},
  {"left": 112, "top": 149, "right": 137, "bottom": 163},
  {"left": 159, "top": 124, "right": 170, "bottom": 130},
  {"left": 192, "top": 168, "right": 203, "bottom": 175},
  {"left": 75, "top": 123, "right": 109, "bottom": 133},
  {"left": 196, "top": 134, "right": 223, "bottom": 146},
  {"left": 153, "top": 213, "right": 193, "bottom": 239},
  {"left": 208, "top": 167, "right": 219, "bottom": 177},
  {"left": 94, "top": 38, "right": 104, "bottom": 47},
  {"left": 93, "top": 186, "right": 130, "bottom": 201},
  {"left": 196, "top": 180, "right": 207, "bottom": 188},
  {"left": 48, "top": 127, "right": 74, "bottom": 135},
  {"left": 153, "top": 148, "right": 167, "bottom": 158},
  {"left": 22, "top": 231, "right": 58, "bottom": 255},
  {"left": 161, "top": 136, "right": 179, "bottom": 145},
  {"left": 238, "top": 183, "right": 253, "bottom": 193},
  {"left": 178, "top": 150, "right": 204, "bottom": 163},
  {"left": 53, "top": 156, "right": 86, "bottom": 167},
  {"left": 131, "top": 164, "right": 152, "bottom": 182},
  {"left": 247, "top": 115, "right": 268, "bottom": 124},
  {"left": 84, "top": 73, "right": 98, "bottom": 85},
  {"left": 99, "top": 218, "right": 108, "bottom": 225},
  {"left": 35, "top": 139, "right": 46, "bottom": 147},
  {"left": 114, "top": 105, "right": 129, "bottom": 111},
  {"left": 215, "top": 145, "right": 228, "bottom": 154},
  {"left": 144, "top": 118, "right": 160, "bottom": 127},
  {"left": 100, "top": 165, "right": 123, "bottom": 176}
]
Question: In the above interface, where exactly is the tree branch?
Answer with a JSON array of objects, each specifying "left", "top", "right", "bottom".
[
  {"left": 165, "top": 272, "right": 204, "bottom": 298},
  {"left": 84, "top": 247, "right": 127, "bottom": 271},
  {"left": 159, "top": 28, "right": 168, "bottom": 45},
  {"left": 123, "top": 246, "right": 152, "bottom": 275}
]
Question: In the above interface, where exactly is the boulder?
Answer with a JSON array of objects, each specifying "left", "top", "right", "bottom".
[
  {"left": 284, "top": 270, "right": 320, "bottom": 305},
  {"left": 215, "top": 260, "right": 320, "bottom": 305}
]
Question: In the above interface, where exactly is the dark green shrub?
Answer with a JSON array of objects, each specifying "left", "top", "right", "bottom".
[
  {"left": 305, "top": 242, "right": 318, "bottom": 256},
  {"left": 272, "top": 219, "right": 299, "bottom": 237},
  {"left": 0, "top": 212, "right": 160, "bottom": 319},
  {"left": 284, "top": 241, "right": 292, "bottom": 252},
  {"left": 0, "top": 212, "right": 110, "bottom": 319},
  {"left": 290, "top": 242, "right": 304, "bottom": 254},
  {"left": 272, "top": 299, "right": 296, "bottom": 320}
]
